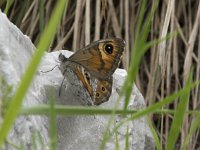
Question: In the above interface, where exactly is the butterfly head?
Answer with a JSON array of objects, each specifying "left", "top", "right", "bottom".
[{"left": 59, "top": 53, "right": 68, "bottom": 62}]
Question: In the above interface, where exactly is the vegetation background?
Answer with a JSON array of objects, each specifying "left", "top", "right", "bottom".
[{"left": 0, "top": 0, "right": 200, "bottom": 149}]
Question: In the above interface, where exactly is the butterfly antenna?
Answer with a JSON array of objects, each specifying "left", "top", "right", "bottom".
[
  {"left": 41, "top": 65, "right": 58, "bottom": 73},
  {"left": 59, "top": 76, "right": 65, "bottom": 96}
]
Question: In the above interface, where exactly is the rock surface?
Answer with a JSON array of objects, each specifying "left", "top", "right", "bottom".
[{"left": 0, "top": 11, "right": 155, "bottom": 150}]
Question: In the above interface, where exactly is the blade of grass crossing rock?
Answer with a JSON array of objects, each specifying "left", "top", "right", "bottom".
[
  {"left": 123, "top": 0, "right": 159, "bottom": 113},
  {"left": 103, "top": 79, "right": 199, "bottom": 145},
  {"left": 49, "top": 92, "right": 57, "bottom": 150},
  {"left": 100, "top": 96, "right": 122, "bottom": 149},
  {"left": 0, "top": 0, "right": 68, "bottom": 145},
  {"left": 20, "top": 102, "right": 199, "bottom": 116},
  {"left": 166, "top": 70, "right": 193, "bottom": 150},
  {"left": 37, "top": 131, "right": 45, "bottom": 150},
  {"left": 122, "top": 0, "right": 147, "bottom": 114},
  {"left": 125, "top": 125, "right": 129, "bottom": 150},
  {"left": 115, "top": 131, "right": 120, "bottom": 150},
  {"left": 147, "top": 117, "right": 162, "bottom": 150},
  {"left": 31, "top": 132, "right": 37, "bottom": 150},
  {"left": 101, "top": 1, "right": 159, "bottom": 147}
]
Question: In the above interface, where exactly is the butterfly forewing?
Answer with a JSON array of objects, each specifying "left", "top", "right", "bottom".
[{"left": 68, "top": 38, "right": 125, "bottom": 79}]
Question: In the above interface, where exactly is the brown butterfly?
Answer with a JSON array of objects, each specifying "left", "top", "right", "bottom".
[{"left": 59, "top": 38, "right": 125, "bottom": 105}]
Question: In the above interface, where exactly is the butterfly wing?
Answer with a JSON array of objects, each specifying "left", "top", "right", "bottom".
[
  {"left": 68, "top": 38, "right": 125, "bottom": 79},
  {"left": 71, "top": 64, "right": 113, "bottom": 105},
  {"left": 59, "top": 55, "right": 112, "bottom": 105},
  {"left": 93, "top": 77, "right": 113, "bottom": 105},
  {"left": 59, "top": 37, "right": 124, "bottom": 105}
]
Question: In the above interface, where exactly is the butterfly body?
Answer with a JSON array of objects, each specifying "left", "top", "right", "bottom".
[{"left": 59, "top": 38, "right": 125, "bottom": 105}]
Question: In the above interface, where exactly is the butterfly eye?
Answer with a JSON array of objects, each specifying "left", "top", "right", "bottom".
[
  {"left": 104, "top": 44, "right": 113, "bottom": 54},
  {"left": 101, "top": 86, "right": 105, "bottom": 92},
  {"left": 96, "top": 92, "right": 100, "bottom": 97}
]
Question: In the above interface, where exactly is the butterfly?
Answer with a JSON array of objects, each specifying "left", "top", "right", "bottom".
[{"left": 59, "top": 38, "right": 125, "bottom": 105}]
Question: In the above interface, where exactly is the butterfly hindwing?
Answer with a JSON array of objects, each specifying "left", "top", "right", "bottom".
[{"left": 93, "top": 77, "right": 113, "bottom": 105}]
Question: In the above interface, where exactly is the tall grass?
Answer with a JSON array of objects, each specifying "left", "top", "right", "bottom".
[{"left": 0, "top": 0, "right": 69, "bottom": 145}]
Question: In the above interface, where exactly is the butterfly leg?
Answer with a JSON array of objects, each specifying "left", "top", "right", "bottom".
[{"left": 59, "top": 76, "right": 66, "bottom": 96}]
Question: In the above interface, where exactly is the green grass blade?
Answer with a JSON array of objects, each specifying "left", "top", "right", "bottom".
[
  {"left": 31, "top": 132, "right": 37, "bottom": 150},
  {"left": 143, "top": 31, "right": 177, "bottom": 52},
  {"left": 102, "top": 79, "right": 199, "bottom": 142},
  {"left": 123, "top": 0, "right": 159, "bottom": 113},
  {"left": 0, "top": 0, "right": 68, "bottom": 145},
  {"left": 4, "top": 0, "right": 14, "bottom": 14},
  {"left": 49, "top": 92, "right": 57, "bottom": 150},
  {"left": 125, "top": 125, "right": 129, "bottom": 150},
  {"left": 100, "top": 96, "right": 121, "bottom": 149},
  {"left": 4, "top": 139, "right": 19, "bottom": 149},
  {"left": 147, "top": 117, "right": 162, "bottom": 150},
  {"left": 20, "top": 141, "right": 25, "bottom": 150},
  {"left": 36, "top": 131, "right": 45, "bottom": 150},
  {"left": 134, "top": 0, "right": 147, "bottom": 44},
  {"left": 115, "top": 131, "right": 120, "bottom": 150},
  {"left": 20, "top": 105, "right": 199, "bottom": 116},
  {"left": 181, "top": 112, "right": 200, "bottom": 150},
  {"left": 20, "top": 105, "right": 137, "bottom": 116},
  {"left": 166, "top": 70, "right": 193, "bottom": 150},
  {"left": 123, "top": 0, "right": 147, "bottom": 114}
]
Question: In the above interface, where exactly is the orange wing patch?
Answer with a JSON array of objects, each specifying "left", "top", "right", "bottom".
[{"left": 74, "top": 66, "right": 93, "bottom": 97}]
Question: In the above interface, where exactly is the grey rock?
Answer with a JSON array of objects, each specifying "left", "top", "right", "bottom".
[{"left": 0, "top": 10, "right": 155, "bottom": 150}]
